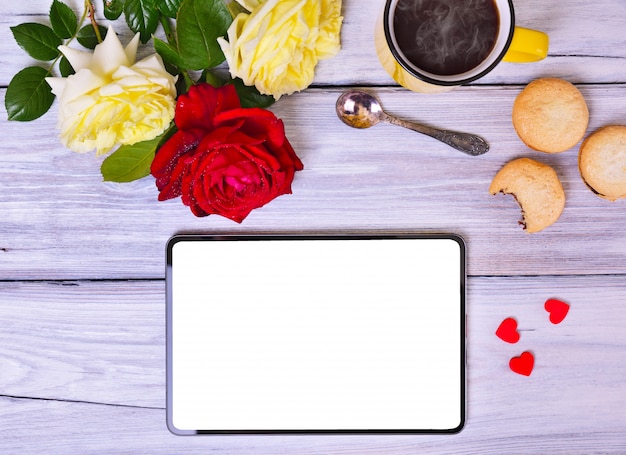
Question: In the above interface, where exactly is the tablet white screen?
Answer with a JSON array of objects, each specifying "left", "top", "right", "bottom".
[{"left": 167, "top": 235, "right": 465, "bottom": 433}]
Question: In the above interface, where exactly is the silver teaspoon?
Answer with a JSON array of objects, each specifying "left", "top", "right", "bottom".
[{"left": 335, "top": 90, "right": 489, "bottom": 156}]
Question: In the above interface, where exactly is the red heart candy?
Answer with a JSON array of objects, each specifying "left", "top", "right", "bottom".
[
  {"left": 496, "top": 317, "right": 520, "bottom": 344},
  {"left": 509, "top": 351, "right": 534, "bottom": 376},
  {"left": 545, "top": 298, "right": 570, "bottom": 324}
]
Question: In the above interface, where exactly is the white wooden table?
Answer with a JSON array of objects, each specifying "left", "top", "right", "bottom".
[{"left": 1, "top": 0, "right": 626, "bottom": 453}]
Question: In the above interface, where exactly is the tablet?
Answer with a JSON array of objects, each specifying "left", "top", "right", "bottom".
[{"left": 166, "top": 234, "right": 466, "bottom": 434}]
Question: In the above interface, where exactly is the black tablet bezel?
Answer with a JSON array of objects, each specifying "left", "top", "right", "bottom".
[{"left": 166, "top": 233, "right": 466, "bottom": 435}]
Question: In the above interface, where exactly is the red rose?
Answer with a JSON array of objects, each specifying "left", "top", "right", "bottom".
[{"left": 151, "top": 83, "right": 303, "bottom": 222}]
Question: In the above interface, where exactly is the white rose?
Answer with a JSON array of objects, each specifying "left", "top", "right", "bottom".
[
  {"left": 46, "top": 26, "right": 177, "bottom": 155},
  {"left": 218, "top": 0, "right": 343, "bottom": 99}
]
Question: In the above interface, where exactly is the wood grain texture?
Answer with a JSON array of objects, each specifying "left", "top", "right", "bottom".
[
  {"left": 1, "top": 276, "right": 625, "bottom": 454},
  {"left": 1, "top": 0, "right": 626, "bottom": 87},
  {"left": 1, "top": 85, "right": 626, "bottom": 279},
  {"left": 1, "top": 0, "right": 626, "bottom": 453},
  {"left": 0, "top": 281, "right": 164, "bottom": 408}
]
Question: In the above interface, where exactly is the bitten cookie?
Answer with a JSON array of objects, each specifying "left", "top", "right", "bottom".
[
  {"left": 489, "top": 157, "right": 566, "bottom": 233},
  {"left": 579, "top": 125, "right": 626, "bottom": 201},
  {"left": 512, "top": 78, "right": 589, "bottom": 153}
]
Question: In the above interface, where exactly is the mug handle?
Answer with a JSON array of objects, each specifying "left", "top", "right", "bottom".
[{"left": 503, "top": 27, "right": 549, "bottom": 63}]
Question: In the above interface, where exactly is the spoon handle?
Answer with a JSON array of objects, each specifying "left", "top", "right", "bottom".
[{"left": 384, "top": 115, "right": 489, "bottom": 156}]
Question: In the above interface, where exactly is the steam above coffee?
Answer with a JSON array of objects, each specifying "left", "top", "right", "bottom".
[{"left": 393, "top": 0, "right": 499, "bottom": 76}]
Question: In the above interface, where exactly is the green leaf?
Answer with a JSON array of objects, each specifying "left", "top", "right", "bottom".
[
  {"left": 158, "top": 0, "right": 184, "bottom": 18},
  {"left": 230, "top": 78, "right": 275, "bottom": 108},
  {"left": 101, "top": 138, "right": 159, "bottom": 182},
  {"left": 104, "top": 0, "right": 125, "bottom": 20},
  {"left": 11, "top": 23, "right": 62, "bottom": 61},
  {"left": 124, "top": 0, "right": 160, "bottom": 44},
  {"left": 59, "top": 55, "right": 74, "bottom": 77},
  {"left": 153, "top": 37, "right": 185, "bottom": 68},
  {"left": 101, "top": 125, "right": 176, "bottom": 182},
  {"left": 49, "top": 0, "right": 78, "bottom": 39},
  {"left": 199, "top": 69, "right": 226, "bottom": 88},
  {"left": 226, "top": 0, "right": 250, "bottom": 17},
  {"left": 177, "top": 0, "right": 232, "bottom": 70},
  {"left": 76, "top": 24, "right": 108, "bottom": 49},
  {"left": 5, "top": 66, "right": 55, "bottom": 121},
  {"left": 175, "top": 75, "right": 193, "bottom": 98}
]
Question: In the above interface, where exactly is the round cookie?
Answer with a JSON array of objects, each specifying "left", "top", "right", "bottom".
[
  {"left": 489, "top": 157, "right": 565, "bottom": 233},
  {"left": 579, "top": 125, "right": 626, "bottom": 201},
  {"left": 512, "top": 78, "right": 589, "bottom": 153}
]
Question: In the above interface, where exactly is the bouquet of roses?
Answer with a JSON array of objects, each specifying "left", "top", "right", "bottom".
[{"left": 6, "top": 0, "right": 342, "bottom": 222}]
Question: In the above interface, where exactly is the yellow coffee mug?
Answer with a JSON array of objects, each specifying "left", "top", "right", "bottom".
[
  {"left": 375, "top": 0, "right": 549, "bottom": 93},
  {"left": 502, "top": 26, "right": 550, "bottom": 63}
]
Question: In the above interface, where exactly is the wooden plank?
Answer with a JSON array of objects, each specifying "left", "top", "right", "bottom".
[
  {"left": 2, "top": 397, "right": 626, "bottom": 455},
  {"left": 0, "top": 281, "right": 165, "bottom": 408},
  {"left": 1, "top": 275, "right": 625, "bottom": 453},
  {"left": 2, "top": 0, "right": 625, "bottom": 453},
  {"left": 2, "top": 0, "right": 626, "bottom": 87},
  {"left": 1, "top": 85, "right": 626, "bottom": 279}
]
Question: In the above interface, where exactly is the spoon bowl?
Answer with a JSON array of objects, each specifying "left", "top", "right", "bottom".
[
  {"left": 336, "top": 90, "right": 385, "bottom": 129},
  {"left": 336, "top": 90, "right": 489, "bottom": 156}
]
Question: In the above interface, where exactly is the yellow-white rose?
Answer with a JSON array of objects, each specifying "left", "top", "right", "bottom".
[
  {"left": 46, "top": 26, "right": 177, "bottom": 155},
  {"left": 218, "top": 0, "right": 342, "bottom": 99}
]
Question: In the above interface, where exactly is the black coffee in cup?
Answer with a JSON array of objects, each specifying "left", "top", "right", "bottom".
[{"left": 393, "top": 0, "right": 499, "bottom": 76}]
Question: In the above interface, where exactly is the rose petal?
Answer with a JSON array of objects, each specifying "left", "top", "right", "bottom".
[
  {"left": 151, "top": 130, "right": 202, "bottom": 181},
  {"left": 215, "top": 108, "right": 284, "bottom": 146},
  {"left": 175, "top": 84, "right": 240, "bottom": 131},
  {"left": 124, "top": 33, "right": 141, "bottom": 64},
  {"left": 152, "top": 83, "right": 302, "bottom": 221},
  {"left": 91, "top": 25, "right": 132, "bottom": 76},
  {"left": 58, "top": 45, "right": 93, "bottom": 72},
  {"left": 48, "top": 26, "right": 177, "bottom": 155},
  {"left": 235, "top": 0, "right": 264, "bottom": 11},
  {"left": 45, "top": 76, "right": 67, "bottom": 98},
  {"left": 54, "top": 69, "right": 107, "bottom": 104},
  {"left": 219, "top": 0, "right": 342, "bottom": 98}
]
